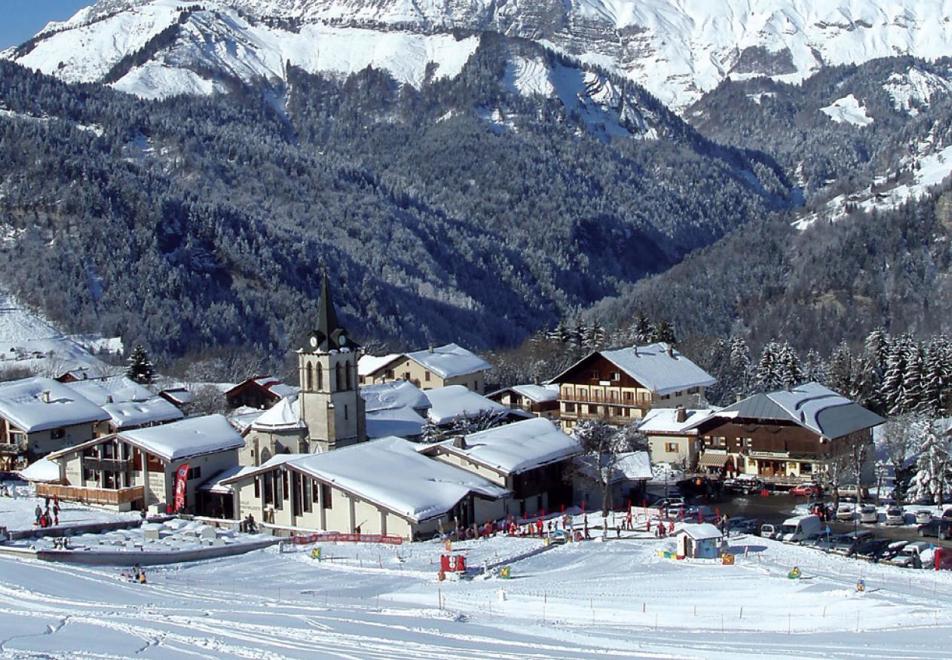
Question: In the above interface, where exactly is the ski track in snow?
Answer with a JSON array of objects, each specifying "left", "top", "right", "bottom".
[{"left": 1, "top": 533, "right": 952, "bottom": 657}]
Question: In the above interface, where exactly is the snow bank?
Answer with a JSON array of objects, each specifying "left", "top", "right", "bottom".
[{"left": 820, "top": 94, "right": 874, "bottom": 127}]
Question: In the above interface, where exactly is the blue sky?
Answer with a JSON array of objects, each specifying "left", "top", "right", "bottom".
[{"left": 1, "top": 1, "right": 93, "bottom": 49}]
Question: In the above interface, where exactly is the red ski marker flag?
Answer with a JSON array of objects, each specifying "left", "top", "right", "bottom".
[{"left": 174, "top": 464, "right": 190, "bottom": 512}]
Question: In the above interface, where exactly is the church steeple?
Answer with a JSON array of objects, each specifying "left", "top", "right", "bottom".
[{"left": 308, "top": 272, "right": 356, "bottom": 352}]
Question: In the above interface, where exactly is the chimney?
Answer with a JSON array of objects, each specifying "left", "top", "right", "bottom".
[
  {"left": 428, "top": 344, "right": 435, "bottom": 353},
  {"left": 675, "top": 405, "right": 687, "bottom": 423},
  {"left": 106, "top": 395, "right": 113, "bottom": 404},
  {"left": 666, "top": 344, "right": 674, "bottom": 358},
  {"left": 453, "top": 436, "right": 467, "bottom": 450},
  {"left": 41, "top": 390, "right": 51, "bottom": 403}
]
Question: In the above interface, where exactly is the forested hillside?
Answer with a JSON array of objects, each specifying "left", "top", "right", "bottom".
[{"left": 0, "top": 34, "right": 789, "bottom": 364}]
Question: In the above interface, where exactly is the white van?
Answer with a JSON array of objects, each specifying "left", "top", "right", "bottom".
[{"left": 781, "top": 514, "right": 823, "bottom": 543}]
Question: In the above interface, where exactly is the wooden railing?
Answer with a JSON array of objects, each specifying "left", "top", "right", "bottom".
[{"left": 36, "top": 483, "right": 144, "bottom": 506}]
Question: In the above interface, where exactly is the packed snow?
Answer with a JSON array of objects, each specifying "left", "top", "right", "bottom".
[
  {"left": 1, "top": 524, "right": 952, "bottom": 657},
  {"left": 820, "top": 94, "right": 874, "bottom": 127},
  {"left": 0, "top": 490, "right": 140, "bottom": 531}
]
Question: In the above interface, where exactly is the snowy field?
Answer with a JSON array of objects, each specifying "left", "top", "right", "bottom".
[{"left": 1, "top": 531, "right": 951, "bottom": 657}]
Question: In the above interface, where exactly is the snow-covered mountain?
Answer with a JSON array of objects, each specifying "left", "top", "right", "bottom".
[{"left": 8, "top": 0, "right": 952, "bottom": 111}]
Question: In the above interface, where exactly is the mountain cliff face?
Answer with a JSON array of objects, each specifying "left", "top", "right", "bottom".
[{"left": 9, "top": 0, "right": 952, "bottom": 111}]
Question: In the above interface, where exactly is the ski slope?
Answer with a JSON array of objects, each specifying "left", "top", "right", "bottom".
[{"left": 1, "top": 531, "right": 951, "bottom": 657}]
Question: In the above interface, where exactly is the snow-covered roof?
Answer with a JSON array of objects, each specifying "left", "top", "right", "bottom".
[
  {"left": 575, "top": 451, "right": 653, "bottom": 484},
  {"left": 361, "top": 380, "right": 430, "bottom": 413},
  {"left": 358, "top": 353, "right": 403, "bottom": 377},
  {"left": 101, "top": 397, "right": 184, "bottom": 430},
  {"left": 18, "top": 457, "right": 62, "bottom": 483},
  {"left": 677, "top": 522, "right": 722, "bottom": 540},
  {"left": 488, "top": 384, "right": 560, "bottom": 403},
  {"left": 268, "top": 437, "right": 507, "bottom": 522},
  {"left": 199, "top": 464, "right": 257, "bottom": 494},
  {"left": 710, "top": 383, "right": 885, "bottom": 439},
  {"left": 226, "top": 376, "right": 296, "bottom": 399},
  {"left": 436, "top": 417, "right": 580, "bottom": 475},
  {"left": 638, "top": 407, "right": 720, "bottom": 435},
  {"left": 0, "top": 377, "right": 110, "bottom": 432},
  {"left": 405, "top": 343, "right": 491, "bottom": 379},
  {"left": 159, "top": 387, "right": 195, "bottom": 405},
  {"left": 366, "top": 406, "right": 427, "bottom": 439},
  {"left": 61, "top": 376, "right": 152, "bottom": 406},
  {"left": 250, "top": 395, "right": 305, "bottom": 432},
  {"left": 229, "top": 407, "right": 265, "bottom": 433},
  {"left": 424, "top": 385, "right": 512, "bottom": 425},
  {"left": 119, "top": 414, "right": 244, "bottom": 461},
  {"left": 552, "top": 343, "right": 715, "bottom": 396}
]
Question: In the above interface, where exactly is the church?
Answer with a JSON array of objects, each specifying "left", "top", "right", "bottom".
[{"left": 240, "top": 275, "right": 366, "bottom": 465}]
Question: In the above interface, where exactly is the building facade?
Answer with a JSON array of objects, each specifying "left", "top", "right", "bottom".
[{"left": 549, "top": 343, "right": 715, "bottom": 431}]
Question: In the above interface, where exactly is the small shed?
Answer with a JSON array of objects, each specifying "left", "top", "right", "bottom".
[{"left": 676, "top": 523, "right": 723, "bottom": 559}]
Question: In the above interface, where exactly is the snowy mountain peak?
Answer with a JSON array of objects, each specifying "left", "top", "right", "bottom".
[{"left": 8, "top": 1, "right": 952, "bottom": 110}]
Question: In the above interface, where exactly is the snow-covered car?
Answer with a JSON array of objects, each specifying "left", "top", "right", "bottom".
[
  {"left": 915, "top": 510, "right": 933, "bottom": 525},
  {"left": 859, "top": 505, "right": 878, "bottom": 524},
  {"left": 884, "top": 507, "right": 904, "bottom": 526},
  {"left": 760, "top": 524, "right": 778, "bottom": 539},
  {"left": 881, "top": 540, "right": 908, "bottom": 561},
  {"left": 835, "top": 503, "right": 856, "bottom": 521},
  {"left": 790, "top": 483, "right": 821, "bottom": 497},
  {"left": 891, "top": 542, "right": 929, "bottom": 568},
  {"left": 839, "top": 484, "right": 868, "bottom": 499}
]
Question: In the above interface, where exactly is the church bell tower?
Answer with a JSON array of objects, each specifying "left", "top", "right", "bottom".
[{"left": 298, "top": 273, "right": 366, "bottom": 452}]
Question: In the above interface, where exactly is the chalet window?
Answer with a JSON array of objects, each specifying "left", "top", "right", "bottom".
[
  {"left": 563, "top": 402, "right": 575, "bottom": 413},
  {"left": 187, "top": 466, "right": 202, "bottom": 480},
  {"left": 263, "top": 475, "right": 273, "bottom": 505},
  {"left": 625, "top": 391, "right": 633, "bottom": 401},
  {"left": 385, "top": 369, "right": 394, "bottom": 379},
  {"left": 612, "top": 372, "right": 621, "bottom": 381},
  {"left": 282, "top": 471, "right": 289, "bottom": 500},
  {"left": 50, "top": 428, "right": 65, "bottom": 440},
  {"left": 425, "top": 371, "right": 431, "bottom": 382},
  {"left": 665, "top": 442, "right": 679, "bottom": 453},
  {"left": 312, "top": 480, "right": 320, "bottom": 503},
  {"left": 302, "top": 477, "right": 313, "bottom": 513},
  {"left": 344, "top": 405, "right": 349, "bottom": 421},
  {"left": 146, "top": 453, "right": 163, "bottom": 471},
  {"left": 321, "top": 484, "right": 333, "bottom": 509},
  {"left": 254, "top": 477, "right": 260, "bottom": 498}
]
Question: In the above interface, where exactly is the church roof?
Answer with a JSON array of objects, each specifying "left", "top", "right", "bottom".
[{"left": 309, "top": 273, "right": 357, "bottom": 352}]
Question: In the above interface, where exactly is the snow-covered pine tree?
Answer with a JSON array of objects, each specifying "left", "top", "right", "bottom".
[
  {"left": 881, "top": 337, "right": 909, "bottom": 416},
  {"left": 777, "top": 341, "right": 803, "bottom": 389},
  {"left": 900, "top": 343, "right": 925, "bottom": 414},
  {"left": 571, "top": 317, "right": 586, "bottom": 349},
  {"left": 632, "top": 313, "right": 652, "bottom": 345},
  {"left": 908, "top": 418, "right": 951, "bottom": 505},
  {"left": 419, "top": 418, "right": 443, "bottom": 444},
  {"left": 923, "top": 344, "right": 945, "bottom": 414},
  {"left": 863, "top": 328, "right": 890, "bottom": 376},
  {"left": 826, "top": 343, "right": 853, "bottom": 396},
  {"left": 652, "top": 320, "right": 677, "bottom": 345},
  {"left": 126, "top": 344, "right": 156, "bottom": 385},
  {"left": 803, "top": 349, "right": 828, "bottom": 385},
  {"left": 728, "top": 335, "right": 752, "bottom": 399},
  {"left": 755, "top": 342, "right": 782, "bottom": 391}
]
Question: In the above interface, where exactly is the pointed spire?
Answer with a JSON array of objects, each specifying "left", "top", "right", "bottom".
[{"left": 307, "top": 271, "right": 357, "bottom": 352}]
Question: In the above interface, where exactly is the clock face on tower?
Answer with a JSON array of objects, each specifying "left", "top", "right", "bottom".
[
  {"left": 338, "top": 334, "right": 347, "bottom": 346},
  {"left": 310, "top": 335, "right": 318, "bottom": 349}
]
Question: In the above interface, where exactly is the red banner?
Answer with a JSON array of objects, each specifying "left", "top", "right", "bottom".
[
  {"left": 289, "top": 532, "right": 403, "bottom": 545},
  {"left": 174, "top": 463, "right": 189, "bottom": 512}
]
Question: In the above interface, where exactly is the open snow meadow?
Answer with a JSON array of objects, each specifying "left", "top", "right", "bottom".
[{"left": 1, "top": 531, "right": 952, "bottom": 658}]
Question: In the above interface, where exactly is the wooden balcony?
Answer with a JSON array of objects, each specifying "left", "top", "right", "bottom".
[
  {"left": 36, "top": 483, "right": 144, "bottom": 506},
  {"left": 0, "top": 442, "right": 22, "bottom": 455},
  {"left": 82, "top": 457, "right": 132, "bottom": 472}
]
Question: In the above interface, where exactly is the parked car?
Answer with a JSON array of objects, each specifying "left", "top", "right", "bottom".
[
  {"left": 760, "top": 523, "right": 779, "bottom": 540},
  {"left": 836, "top": 503, "right": 856, "bottom": 521},
  {"left": 915, "top": 510, "right": 933, "bottom": 525},
  {"left": 828, "top": 532, "right": 870, "bottom": 555},
  {"left": 652, "top": 497, "right": 686, "bottom": 513},
  {"left": 839, "top": 484, "right": 869, "bottom": 500},
  {"left": 725, "top": 478, "right": 765, "bottom": 495},
  {"left": 853, "top": 538, "right": 891, "bottom": 561},
  {"left": 790, "top": 483, "right": 821, "bottom": 497},
  {"left": 917, "top": 518, "right": 952, "bottom": 540},
  {"left": 892, "top": 541, "right": 929, "bottom": 568},
  {"left": 781, "top": 515, "right": 823, "bottom": 543},
  {"left": 859, "top": 505, "right": 878, "bottom": 524},
  {"left": 728, "top": 518, "right": 763, "bottom": 535},
  {"left": 881, "top": 540, "right": 908, "bottom": 561},
  {"left": 884, "top": 507, "right": 905, "bottom": 526}
]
